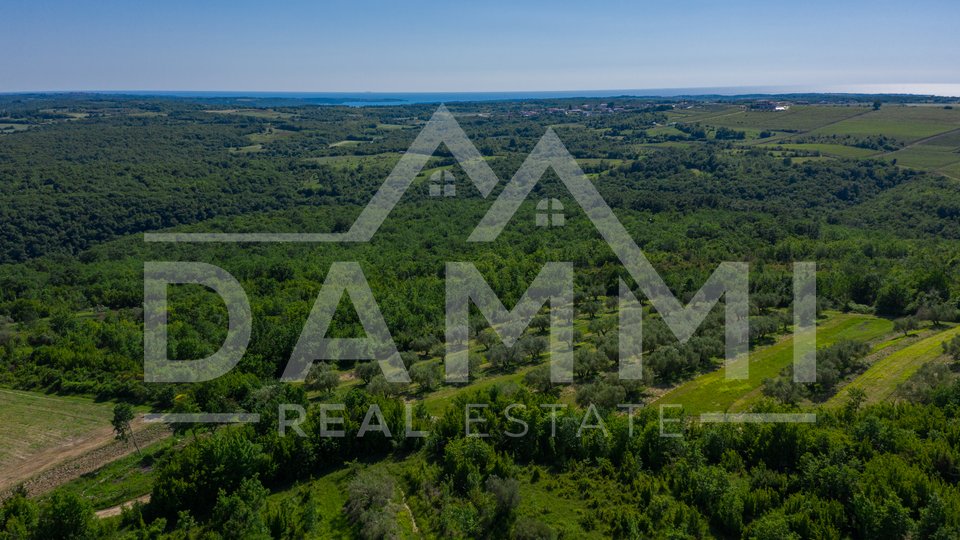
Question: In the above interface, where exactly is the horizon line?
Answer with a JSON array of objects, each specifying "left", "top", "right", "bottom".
[{"left": 3, "top": 84, "right": 960, "bottom": 99}]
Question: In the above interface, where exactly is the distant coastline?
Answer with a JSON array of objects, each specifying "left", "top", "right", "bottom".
[{"left": 2, "top": 84, "right": 958, "bottom": 106}]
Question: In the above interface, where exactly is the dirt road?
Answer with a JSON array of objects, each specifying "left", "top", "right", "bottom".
[
  {"left": 0, "top": 420, "right": 171, "bottom": 498},
  {"left": 95, "top": 494, "right": 152, "bottom": 519}
]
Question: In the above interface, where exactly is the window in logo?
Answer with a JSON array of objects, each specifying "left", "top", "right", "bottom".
[
  {"left": 429, "top": 170, "right": 456, "bottom": 197},
  {"left": 536, "top": 198, "right": 564, "bottom": 227}
]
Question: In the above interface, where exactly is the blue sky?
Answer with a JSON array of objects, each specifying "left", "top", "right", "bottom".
[{"left": 1, "top": 0, "right": 957, "bottom": 92}]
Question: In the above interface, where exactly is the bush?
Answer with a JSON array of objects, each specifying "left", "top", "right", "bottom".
[
  {"left": 345, "top": 470, "right": 399, "bottom": 540},
  {"left": 486, "top": 475, "right": 520, "bottom": 518},
  {"left": 512, "top": 516, "right": 557, "bottom": 540}
]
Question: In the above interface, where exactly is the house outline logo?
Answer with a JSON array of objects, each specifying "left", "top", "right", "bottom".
[
  {"left": 144, "top": 105, "right": 818, "bottom": 425},
  {"left": 146, "top": 105, "right": 736, "bottom": 338}
]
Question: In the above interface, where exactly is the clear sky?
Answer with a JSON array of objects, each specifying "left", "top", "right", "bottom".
[{"left": 1, "top": 0, "right": 957, "bottom": 93}]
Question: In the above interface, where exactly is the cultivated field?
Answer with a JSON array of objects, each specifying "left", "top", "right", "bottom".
[
  {"left": 670, "top": 103, "right": 960, "bottom": 178},
  {"left": 650, "top": 313, "right": 893, "bottom": 414},
  {"left": 827, "top": 324, "right": 960, "bottom": 407},
  {"left": 0, "top": 389, "right": 149, "bottom": 493},
  {"left": 703, "top": 105, "right": 868, "bottom": 132}
]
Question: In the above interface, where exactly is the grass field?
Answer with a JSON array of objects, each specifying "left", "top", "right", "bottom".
[
  {"left": 0, "top": 390, "right": 115, "bottom": 468},
  {"left": 421, "top": 365, "right": 534, "bottom": 414},
  {"left": 516, "top": 468, "right": 609, "bottom": 539},
  {"left": 878, "top": 127, "right": 960, "bottom": 170},
  {"left": 205, "top": 109, "right": 294, "bottom": 120},
  {"left": 811, "top": 106, "right": 960, "bottom": 142},
  {"left": 277, "top": 458, "right": 609, "bottom": 538},
  {"left": 825, "top": 324, "right": 960, "bottom": 407},
  {"left": 650, "top": 313, "right": 893, "bottom": 414},
  {"left": 885, "top": 144, "right": 960, "bottom": 169},
  {"left": 267, "top": 467, "right": 353, "bottom": 538},
  {"left": 665, "top": 105, "right": 737, "bottom": 123},
  {"left": 774, "top": 143, "right": 877, "bottom": 159},
  {"left": 645, "top": 125, "right": 686, "bottom": 137},
  {"left": 0, "top": 123, "right": 31, "bottom": 133},
  {"left": 329, "top": 140, "right": 363, "bottom": 148},
  {"left": 303, "top": 152, "right": 402, "bottom": 168},
  {"left": 940, "top": 161, "right": 960, "bottom": 179},
  {"left": 229, "top": 143, "right": 263, "bottom": 154},
  {"left": 248, "top": 128, "right": 297, "bottom": 144},
  {"left": 701, "top": 106, "right": 867, "bottom": 132},
  {"left": 0, "top": 390, "right": 118, "bottom": 492},
  {"left": 49, "top": 439, "right": 172, "bottom": 511},
  {"left": 925, "top": 129, "right": 960, "bottom": 148}
]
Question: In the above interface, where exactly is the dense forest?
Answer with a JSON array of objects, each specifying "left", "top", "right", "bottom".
[{"left": 2, "top": 94, "right": 960, "bottom": 538}]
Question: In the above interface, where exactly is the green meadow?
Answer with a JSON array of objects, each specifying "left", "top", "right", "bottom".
[
  {"left": 827, "top": 324, "right": 960, "bottom": 407},
  {"left": 650, "top": 313, "right": 893, "bottom": 414}
]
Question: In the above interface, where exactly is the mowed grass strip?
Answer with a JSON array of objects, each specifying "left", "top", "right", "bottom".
[
  {"left": 813, "top": 106, "right": 960, "bottom": 142},
  {"left": 651, "top": 313, "right": 893, "bottom": 414},
  {"left": 421, "top": 366, "right": 535, "bottom": 415},
  {"left": 0, "top": 389, "right": 115, "bottom": 465},
  {"left": 825, "top": 324, "right": 960, "bottom": 407},
  {"left": 775, "top": 143, "right": 876, "bottom": 159},
  {"left": 702, "top": 106, "right": 867, "bottom": 132},
  {"left": 49, "top": 439, "right": 171, "bottom": 511},
  {"left": 886, "top": 144, "right": 960, "bottom": 169},
  {"left": 940, "top": 161, "right": 960, "bottom": 180}
]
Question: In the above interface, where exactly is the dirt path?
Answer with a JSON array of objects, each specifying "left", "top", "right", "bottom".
[
  {"left": 95, "top": 494, "right": 151, "bottom": 519},
  {"left": 0, "top": 421, "right": 171, "bottom": 498},
  {"left": 401, "top": 495, "right": 419, "bottom": 534}
]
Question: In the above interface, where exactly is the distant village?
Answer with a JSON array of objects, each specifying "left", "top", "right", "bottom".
[
  {"left": 510, "top": 98, "right": 797, "bottom": 118},
  {"left": 516, "top": 102, "right": 633, "bottom": 117}
]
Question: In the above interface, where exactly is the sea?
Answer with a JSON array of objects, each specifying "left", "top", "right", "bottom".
[{"left": 9, "top": 84, "right": 960, "bottom": 106}]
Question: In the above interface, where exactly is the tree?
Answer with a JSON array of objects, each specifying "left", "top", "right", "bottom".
[
  {"left": 488, "top": 343, "right": 522, "bottom": 371},
  {"left": 574, "top": 348, "right": 607, "bottom": 380},
  {"left": 477, "top": 328, "right": 499, "bottom": 351},
  {"left": 523, "top": 365, "right": 558, "bottom": 396},
  {"left": 942, "top": 335, "right": 960, "bottom": 363},
  {"left": 486, "top": 475, "right": 520, "bottom": 518},
  {"left": 893, "top": 316, "right": 918, "bottom": 337},
  {"left": 355, "top": 361, "right": 381, "bottom": 384},
  {"left": 648, "top": 346, "right": 683, "bottom": 383},
  {"left": 746, "top": 511, "right": 799, "bottom": 540},
  {"left": 762, "top": 376, "right": 804, "bottom": 405},
  {"left": 875, "top": 280, "right": 911, "bottom": 316},
  {"left": 530, "top": 314, "right": 550, "bottom": 335},
  {"left": 519, "top": 335, "right": 547, "bottom": 362},
  {"left": 844, "top": 387, "right": 867, "bottom": 416},
  {"left": 750, "top": 316, "right": 779, "bottom": 343},
  {"left": 305, "top": 362, "right": 340, "bottom": 394},
  {"left": 588, "top": 317, "right": 615, "bottom": 337},
  {"left": 367, "top": 375, "right": 403, "bottom": 397},
  {"left": 111, "top": 403, "right": 140, "bottom": 455},
  {"left": 581, "top": 300, "right": 602, "bottom": 319},
  {"left": 576, "top": 380, "right": 626, "bottom": 410},
  {"left": 35, "top": 492, "right": 95, "bottom": 540},
  {"left": 410, "top": 361, "right": 441, "bottom": 392},
  {"left": 212, "top": 476, "right": 270, "bottom": 540},
  {"left": 48, "top": 307, "right": 76, "bottom": 336},
  {"left": 0, "top": 485, "right": 38, "bottom": 537},
  {"left": 917, "top": 301, "right": 956, "bottom": 327}
]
